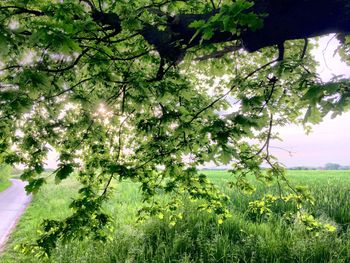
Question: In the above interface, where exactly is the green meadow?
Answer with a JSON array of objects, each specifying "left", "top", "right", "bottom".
[{"left": 2, "top": 170, "right": 350, "bottom": 263}]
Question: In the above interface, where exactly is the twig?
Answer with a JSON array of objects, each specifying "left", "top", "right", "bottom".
[
  {"left": 45, "top": 77, "right": 93, "bottom": 100},
  {"left": 188, "top": 59, "right": 278, "bottom": 124},
  {"left": 322, "top": 34, "right": 337, "bottom": 71},
  {"left": 300, "top": 38, "right": 308, "bottom": 60},
  {"left": 101, "top": 173, "right": 114, "bottom": 196},
  {"left": 0, "top": 6, "right": 44, "bottom": 16},
  {"left": 269, "top": 146, "right": 293, "bottom": 156},
  {"left": 195, "top": 44, "right": 242, "bottom": 61},
  {"left": 79, "top": 0, "right": 97, "bottom": 11},
  {"left": 98, "top": 0, "right": 103, "bottom": 12},
  {"left": 40, "top": 48, "right": 89, "bottom": 73},
  {"left": 209, "top": 0, "right": 216, "bottom": 9}
]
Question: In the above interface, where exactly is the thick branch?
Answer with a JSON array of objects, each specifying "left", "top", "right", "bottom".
[
  {"left": 6, "top": 1, "right": 350, "bottom": 66},
  {"left": 138, "top": 0, "right": 350, "bottom": 62}
]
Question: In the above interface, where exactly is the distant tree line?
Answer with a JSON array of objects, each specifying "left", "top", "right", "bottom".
[{"left": 289, "top": 163, "right": 350, "bottom": 170}]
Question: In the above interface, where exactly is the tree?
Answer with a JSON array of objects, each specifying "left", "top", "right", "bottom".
[
  {"left": 325, "top": 163, "right": 341, "bottom": 170},
  {"left": 0, "top": 0, "right": 349, "bottom": 255}
]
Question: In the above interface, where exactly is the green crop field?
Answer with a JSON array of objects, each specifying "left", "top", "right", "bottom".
[{"left": 2, "top": 170, "right": 350, "bottom": 263}]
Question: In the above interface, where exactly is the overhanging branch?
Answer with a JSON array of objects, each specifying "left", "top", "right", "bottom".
[
  {"left": 4, "top": 1, "right": 350, "bottom": 69},
  {"left": 92, "top": 0, "right": 350, "bottom": 64}
]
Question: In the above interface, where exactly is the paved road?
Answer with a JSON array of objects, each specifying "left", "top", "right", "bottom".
[{"left": 0, "top": 179, "right": 32, "bottom": 252}]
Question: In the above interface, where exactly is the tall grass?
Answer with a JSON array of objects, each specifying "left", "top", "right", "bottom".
[{"left": 2, "top": 170, "right": 350, "bottom": 262}]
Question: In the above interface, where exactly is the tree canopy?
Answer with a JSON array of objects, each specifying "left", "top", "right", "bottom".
[{"left": 0, "top": 0, "right": 349, "bottom": 255}]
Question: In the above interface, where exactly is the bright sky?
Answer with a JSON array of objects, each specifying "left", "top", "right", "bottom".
[
  {"left": 44, "top": 34, "right": 350, "bottom": 168},
  {"left": 271, "top": 35, "right": 350, "bottom": 167}
]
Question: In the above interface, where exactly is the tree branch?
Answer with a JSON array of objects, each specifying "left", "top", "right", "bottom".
[
  {"left": 188, "top": 59, "right": 278, "bottom": 124},
  {"left": 195, "top": 44, "right": 242, "bottom": 61},
  {"left": 40, "top": 49, "right": 89, "bottom": 73},
  {"left": 300, "top": 38, "right": 308, "bottom": 60},
  {"left": 5, "top": 1, "right": 350, "bottom": 67},
  {"left": 0, "top": 6, "right": 44, "bottom": 16}
]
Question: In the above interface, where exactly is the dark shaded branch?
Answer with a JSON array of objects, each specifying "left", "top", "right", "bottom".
[
  {"left": 91, "top": 11, "right": 122, "bottom": 33},
  {"left": 195, "top": 44, "right": 242, "bottom": 61},
  {"left": 0, "top": 6, "right": 44, "bottom": 16},
  {"left": 98, "top": 0, "right": 103, "bottom": 12},
  {"left": 246, "top": 113, "right": 274, "bottom": 160},
  {"left": 0, "top": 65, "right": 22, "bottom": 72},
  {"left": 40, "top": 49, "right": 89, "bottom": 73},
  {"left": 147, "top": 58, "right": 177, "bottom": 82},
  {"left": 277, "top": 42, "right": 285, "bottom": 61},
  {"left": 101, "top": 173, "right": 114, "bottom": 196},
  {"left": 265, "top": 114, "right": 273, "bottom": 157},
  {"left": 138, "top": 0, "right": 350, "bottom": 63},
  {"left": 45, "top": 77, "right": 93, "bottom": 100},
  {"left": 6, "top": 1, "right": 350, "bottom": 66},
  {"left": 209, "top": 0, "right": 216, "bottom": 9},
  {"left": 300, "top": 38, "right": 308, "bottom": 60}
]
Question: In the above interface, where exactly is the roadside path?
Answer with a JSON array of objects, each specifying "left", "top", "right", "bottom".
[{"left": 0, "top": 179, "right": 32, "bottom": 252}]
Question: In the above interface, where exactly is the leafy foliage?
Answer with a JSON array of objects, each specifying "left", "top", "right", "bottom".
[{"left": 0, "top": 0, "right": 349, "bottom": 255}]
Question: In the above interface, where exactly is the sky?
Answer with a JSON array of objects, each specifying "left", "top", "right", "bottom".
[
  {"left": 270, "top": 35, "right": 350, "bottom": 167},
  {"left": 271, "top": 113, "right": 350, "bottom": 167},
  {"left": 43, "top": 34, "right": 350, "bottom": 169}
]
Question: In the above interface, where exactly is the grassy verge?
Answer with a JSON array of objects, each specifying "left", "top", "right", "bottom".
[
  {"left": 0, "top": 179, "right": 11, "bottom": 192},
  {"left": 0, "top": 164, "right": 12, "bottom": 192},
  {"left": 1, "top": 170, "right": 350, "bottom": 262}
]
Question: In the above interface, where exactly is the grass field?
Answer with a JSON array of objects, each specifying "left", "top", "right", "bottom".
[{"left": 2, "top": 170, "right": 350, "bottom": 262}]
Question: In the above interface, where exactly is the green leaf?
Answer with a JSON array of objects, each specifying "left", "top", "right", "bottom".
[
  {"left": 55, "top": 164, "right": 74, "bottom": 183},
  {"left": 25, "top": 178, "right": 46, "bottom": 193}
]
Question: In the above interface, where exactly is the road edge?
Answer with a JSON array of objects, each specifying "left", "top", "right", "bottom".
[{"left": 0, "top": 179, "right": 32, "bottom": 254}]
